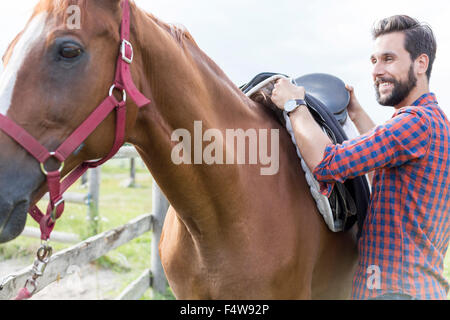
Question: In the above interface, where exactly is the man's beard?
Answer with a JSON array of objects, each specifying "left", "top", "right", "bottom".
[{"left": 375, "top": 64, "right": 417, "bottom": 106}]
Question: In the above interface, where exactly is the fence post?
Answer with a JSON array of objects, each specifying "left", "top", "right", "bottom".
[
  {"left": 81, "top": 172, "right": 88, "bottom": 188},
  {"left": 129, "top": 158, "right": 136, "bottom": 187},
  {"left": 150, "top": 181, "right": 169, "bottom": 298},
  {"left": 87, "top": 167, "right": 101, "bottom": 235}
]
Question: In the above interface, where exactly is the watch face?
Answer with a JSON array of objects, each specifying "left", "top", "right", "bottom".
[{"left": 285, "top": 100, "right": 297, "bottom": 112}]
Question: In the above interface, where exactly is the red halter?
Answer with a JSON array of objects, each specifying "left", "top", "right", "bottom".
[{"left": 0, "top": 0, "right": 150, "bottom": 240}]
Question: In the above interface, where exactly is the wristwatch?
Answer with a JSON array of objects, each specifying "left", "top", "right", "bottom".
[{"left": 284, "top": 99, "right": 307, "bottom": 115}]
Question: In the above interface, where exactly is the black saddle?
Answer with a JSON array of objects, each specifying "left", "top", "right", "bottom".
[
  {"left": 241, "top": 72, "right": 371, "bottom": 237},
  {"left": 294, "top": 73, "right": 349, "bottom": 125},
  {"left": 241, "top": 72, "right": 349, "bottom": 125}
]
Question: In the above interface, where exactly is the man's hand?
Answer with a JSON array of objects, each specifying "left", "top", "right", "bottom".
[
  {"left": 345, "top": 84, "right": 376, "bottom": 135},
  {"left": 272, "top": 79, "right": 306, "bottom": 110},
  {"left": 345, "top": 84, "right": 365, "bottom": 122}
]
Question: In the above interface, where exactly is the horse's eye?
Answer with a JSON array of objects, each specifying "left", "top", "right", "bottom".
[{"left": 59, "top": 44, "right": 82, "bottom": 59}]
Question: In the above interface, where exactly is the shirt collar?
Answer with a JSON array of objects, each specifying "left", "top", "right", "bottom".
[{"left": 411, "top": 92, "right": 438, "bottom": 107}]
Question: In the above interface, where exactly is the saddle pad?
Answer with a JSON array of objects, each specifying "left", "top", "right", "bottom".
[{"left": 291, "top": 92, "right": 371, "bottom": 235}]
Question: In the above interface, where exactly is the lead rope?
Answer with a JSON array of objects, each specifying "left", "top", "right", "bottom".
[{"left": 14, "top": 241, "right": 53, "bottom": 300}]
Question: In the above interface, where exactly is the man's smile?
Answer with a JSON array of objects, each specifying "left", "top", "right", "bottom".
[{"left": 375, "top": 78, "right": 395, "bottom": 94}]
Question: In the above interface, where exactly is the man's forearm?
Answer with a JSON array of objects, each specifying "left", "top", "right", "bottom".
[
  {"left": 351, "top": 108, "right": 377, "bottom": 135},
  {"left": 289, "top": 106, "right": 332, "bottom": 172},
  {"left": 350, "top": 108, "right": 376, "bottom": 184}
]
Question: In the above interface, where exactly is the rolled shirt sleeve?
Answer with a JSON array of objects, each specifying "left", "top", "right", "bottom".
[{"left": 313, "top": 107, "right": 431, "bottom": 197}]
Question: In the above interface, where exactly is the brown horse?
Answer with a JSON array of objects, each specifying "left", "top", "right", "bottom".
[{"left": 0, "top": 0, "right": 358, "bottom": 299}]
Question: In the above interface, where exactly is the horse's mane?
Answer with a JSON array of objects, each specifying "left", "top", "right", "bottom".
[
  {"left": 146, "top": 13, "right": 197, "bottom": 48},
  {"left": 143, "top": 11, "right": 289, "bottom": 125}
]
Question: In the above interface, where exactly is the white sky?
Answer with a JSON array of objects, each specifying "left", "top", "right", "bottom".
[{"left": 1, "top": 0, "right": 449, "bottom": 125}]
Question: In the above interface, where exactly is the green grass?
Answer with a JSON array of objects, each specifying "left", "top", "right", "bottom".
[{"left": 0, "top": 158, "right": 449, "bottom": 299}]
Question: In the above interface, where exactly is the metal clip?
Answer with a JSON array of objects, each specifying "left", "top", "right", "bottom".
[
  {"left": 36, "top": 242, "right": 53, "bottom": 262},
  {"left": 33, "top": 242, "right": 52, "bottom": 278},
  {"left": 15, "top": 242, "right": 53, "bottom": 299},
  {"left": 32, "top": 258, "right": 49, "bottom": 277}
]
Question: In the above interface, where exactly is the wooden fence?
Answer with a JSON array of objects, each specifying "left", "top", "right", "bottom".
[{"left": 0, "top": 147, "right": 170, "bottom": 300}]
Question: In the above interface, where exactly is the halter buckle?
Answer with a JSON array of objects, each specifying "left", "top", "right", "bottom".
[
  {"left": 121, "top": 39, "right": 133, "bottom": 64},
  {"left": 51, "top": 198, "right": 65, "bottom": 222}
]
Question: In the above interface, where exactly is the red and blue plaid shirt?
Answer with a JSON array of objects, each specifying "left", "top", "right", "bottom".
[{"left": 313, "top": 93, "right": 450, "bottom": 300}]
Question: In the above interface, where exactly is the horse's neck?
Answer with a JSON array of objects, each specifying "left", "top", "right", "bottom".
[{"left": 129, "top": 9, "right": 265, "bottom": 238}]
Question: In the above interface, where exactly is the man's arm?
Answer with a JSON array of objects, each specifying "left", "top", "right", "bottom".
[
  {"left": 271, "top": 79, "right": 332, "bottom": 173},
  {"left": 289, "top": 107, "right": 332, "bottom": 172},
  {"left": 271, "top": 79, "right": 431, "bottom": 197},
  {"left": 270, "top": 80, "right": 377, "bottom": 173},
  {"left": 345, "top": 85, "right": 377, "bottom": 183}
]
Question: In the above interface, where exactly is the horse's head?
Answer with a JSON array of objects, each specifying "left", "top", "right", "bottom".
[{"left": 0, "top": 0, "right": 144, "bottom": 242}]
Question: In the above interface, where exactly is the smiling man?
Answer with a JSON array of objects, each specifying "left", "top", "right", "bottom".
[{"left": 271, "top": 15, "right": 450, "bottom": 300}]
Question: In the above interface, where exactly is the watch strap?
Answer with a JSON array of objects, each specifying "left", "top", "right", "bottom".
[{"left": 287, "top": 99, "right": 307, "bottom": 115}]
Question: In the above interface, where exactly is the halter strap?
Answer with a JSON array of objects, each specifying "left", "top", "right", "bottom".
[
  {"left": 114, "top": 0, "right": 150, "bottom": 108},
  {"left": 0, "top": 0, "right": 150, "bottom": 240}
]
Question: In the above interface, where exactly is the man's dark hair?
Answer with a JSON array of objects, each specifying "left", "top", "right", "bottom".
[{"left": 372, "top": 15, "right": 437, "bottom": 80}]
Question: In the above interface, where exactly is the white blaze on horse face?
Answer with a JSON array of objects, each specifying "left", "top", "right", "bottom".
[{"left": 0, "top": 13, "right": 48, "bottom": 115}]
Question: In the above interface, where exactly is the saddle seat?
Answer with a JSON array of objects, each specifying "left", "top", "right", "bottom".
[{"left": 241, "top": 73, "right": 371, "bottom": 236}]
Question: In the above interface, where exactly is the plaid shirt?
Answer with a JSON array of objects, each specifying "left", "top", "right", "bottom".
[{"left": 313, "top": 93, "right": 450, "bottom": 300}]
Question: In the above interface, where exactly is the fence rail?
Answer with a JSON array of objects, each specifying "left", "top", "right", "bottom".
[
  {"left": 20, "top": 227, "right": 80, "bottom": 244},
  {"left": 116, "top": 269, "right": 152, "bottom": 300},
  {"left": 0, "top": 214, "right": 151, "bottom": 300}
]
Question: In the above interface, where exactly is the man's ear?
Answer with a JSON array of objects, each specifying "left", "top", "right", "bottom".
[{"left": 415, "top": 53, "right": 430, "bottom": 77}]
